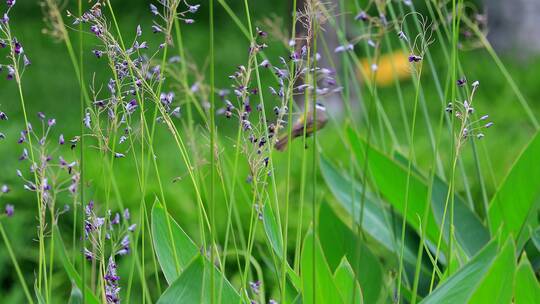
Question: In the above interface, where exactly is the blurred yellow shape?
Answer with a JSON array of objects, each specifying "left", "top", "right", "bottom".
[{"left": 359, "top": 50, "right": 412, "bottom": 87}]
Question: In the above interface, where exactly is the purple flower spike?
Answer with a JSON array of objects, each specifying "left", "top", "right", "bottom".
[{"left": 5, "top": 204, "right": 14, "bottom": 217}]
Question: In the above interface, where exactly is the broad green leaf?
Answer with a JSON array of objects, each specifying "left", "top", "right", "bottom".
[
  {"left": 157, "top": 255, "right": 242, "bottom": 304},
  {"left": 431, "top": 175, "right": 490, "bottom": 257},
  {"left": 320, "top": 156, "right": 394, "bottom": 251},
  {"left": 320, "top": 156, "right": 433, "bottom": 294},
  {"left": 421, "top": 239, "right": 514, "bottom": 304},
  {"left": 151, "top": 203, "right": 199, "bottom": 284},
  {"left": 263, "top": 202, "right": 283, "bottom": 259},
  {"left": 393, "top": 151, "right": 490, "bottom": 257},
  {"left": 68, "top": 284, "right": 83, "bottom": 304},
  {"left": 514, "top": 254, "right": 540, "bottom": 304},
  {"left": 348, "top": 129, "right": 490, "bottom": 258},
  {"left": 489, "top": 131, "right": 540, "bottom": 242},
  {"left": 468, "top": 240, "right": 516, "bottom": 303},
  {"left": 318, "top": 202, "right": 382, "bottom": 303},
  {"left": 53, "top": 227, "right": 100, "bottom": 304},
  {"left": 346, "top": 129, "right": 441, "bottom": 249},
  {"left": 301, "top": 230, "right": 344, "bottom": 304},
  {"left": 334, "top": 258, "right": 363, "bottom": 304},
  {"left": 262, "top": 202, "right": 301, "bottom": 289}
]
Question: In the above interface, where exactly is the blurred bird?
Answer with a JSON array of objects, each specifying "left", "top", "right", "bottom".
[{"left": 275, "top": 102, "right": 328, "bottom": 151}]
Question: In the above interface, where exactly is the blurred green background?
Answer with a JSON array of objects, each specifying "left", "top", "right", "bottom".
[{"left": 1, "top": 0, "right": 540, "bottom": 302}]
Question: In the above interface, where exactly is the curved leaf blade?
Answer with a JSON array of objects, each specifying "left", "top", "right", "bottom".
[
  {"left": 151, "top": 203, "right": 199, "bottom": 285},
  {"left": 514, "top": 254, "right": 540, "bottom": 303},
  {"left": 334, "top": 258, "right": 363, "bottom": 304},
  {"left": 489, "top": 131, "right": 540, "bottom": 244},
  {"left": 301, "top": 229, "right": 344, "bottom": 304},
  {"left": 318, "top": 202, "right": 381, "bottom": 303}
]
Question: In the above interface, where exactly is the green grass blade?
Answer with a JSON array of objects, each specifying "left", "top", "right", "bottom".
[
  {"left": 156, "top": 256, "right": 242, "bottom": 304},
  {"left": 489, "top": 131, "right": 540, "bottom": 246},
  {"left": 333, "top": 258, "right": 363, "bottom": 304},
  {"left": 301, "top": 229, "right": 344, "bottom": 304},
  {"left": 318, "top": 203, "right": 381, "bottom": 303},
  {"left": 52, "top": 227, "right": 100, "bottom": 304},
  {"left": 151, "top": 203, "right": 199, "bottom": 284},
  {"left": 420, "top": 239, "right": 498, "bottom": 304},
  {"left": 514, "top": 254, "right": 540, "bottom": 303}
]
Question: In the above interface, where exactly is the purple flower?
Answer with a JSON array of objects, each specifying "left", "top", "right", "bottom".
[
  {"left": 0, "top": 112, "right": 7, "bottom": 120},
  {"left": 104, "top": 257, "right": 121, "bottom": 303},
  {"left": 84, "top": 112, "right": 91, "bottom": 129},
  {"left": 23, "top": 55, "right": 31, "bottom": 66},
  {"left": 84, "top": 248, "right": 94, "bottom": 261},
  {"left": 48, "top": 118, "right": 56, "bottom": 127},
  {"left": 5, "top": 204, "right": 14, "bottom": 217},
  {"left": 136, "top": 24, "right": 142, "bottom": 37},
  {"left": 7, "top": 65, "right": 15, "bottom": 80},
  {"left": 123, "top": 208, "right": 130, "bottom": 220},
  {"left": 125, "top": 99, "right": 138, "bottom": 114},
  {"left": 457, "top": 78, "right": 467, "bottom": 87},
  {"left": 398, "top": 31, "right": 408, "bottom": 41},
  {"left": 111, "top": 212, "right": 120, "bottom": 225},
  {"left": 151, "top": 25, "right": 162, "bottom": 33},
  {"left": 59, "top": 134, "right": 65, "bottom": 145},
  {"left": 149, "top": 4, "right": 159, "bottom": 15},
  {"left": 1, "top": 185, "right": 9, "bottom": 193},
  {"left": 85, "top": 200, "right": 94, "bottom": 215},
  {"left": 92, "top": 50, "right": 103, "bottom": 58},
  {"left": 184, "top": 19, "right": 194, "bottom": 24},
  {"left": 249, "top": 281, "right": 261, "bottom": 294},
  {"left": 19, "top": 148, "right": 28, "bottom": 161},
  {"left": 90, "top": 25, "right": 103, "bottom": 37},
  {"left": 408, "top": 54, "right": 422, "bottom": 62},
  {"left": 128, "top": 224, "right": 136, "bottom": 232},
  {"left": 355, "top": 11, "right": 368, "bottom": 22},
  {"left": 7, "top": 0, "right": 16, "bottom": 7},
  {"left": 188, "top": 4, "right": 200, "bottom": 13},
  {"left": 13, "top": 40, "right": 23, "bottom": 54},
  {"left": 334, "top": 44, "right": 354, "bottom": 53},
  {"left": 1, "top": 13, "right": 9, "bottom": 24}
]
